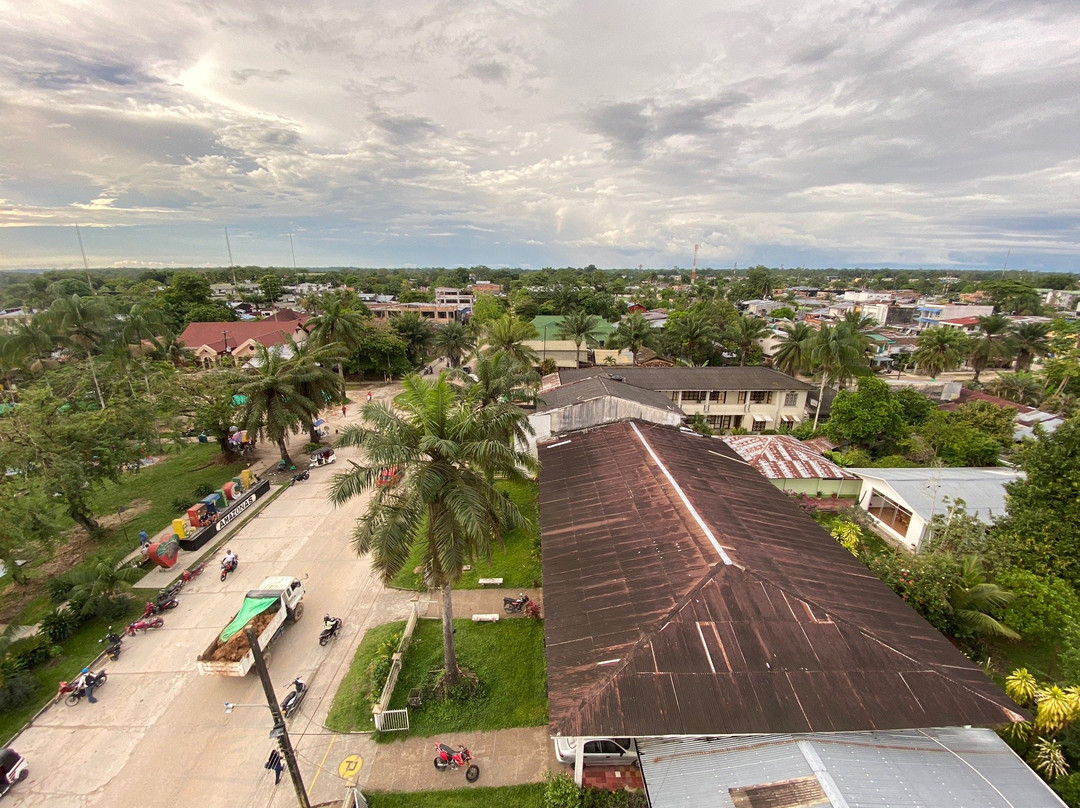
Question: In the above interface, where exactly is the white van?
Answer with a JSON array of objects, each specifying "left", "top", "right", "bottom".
[{"left": 553, "top": 737, "right": 638, "bottom": 766}]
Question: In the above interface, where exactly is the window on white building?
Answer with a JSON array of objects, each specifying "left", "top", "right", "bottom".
[{"left": 784, "top": 392, "right": 798, "bottom": 407}]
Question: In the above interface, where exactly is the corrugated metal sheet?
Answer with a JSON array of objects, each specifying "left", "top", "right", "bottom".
[
  {"left": 639, "top": 729, "right": 1065, "bottom": 808},
  {"left": 540, "top": 422, "right": 1024, "bottom": 740},
  {"left": 721, "top": 435, "right": 855, "bottom": 481}
]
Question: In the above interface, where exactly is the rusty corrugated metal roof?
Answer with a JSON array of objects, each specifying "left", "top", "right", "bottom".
[
  {"left": 540, "top": 421, "right": 1023, "bottom": 739},
  {"left": 720, "top": 434, "right": 855, "bottom": 480}
]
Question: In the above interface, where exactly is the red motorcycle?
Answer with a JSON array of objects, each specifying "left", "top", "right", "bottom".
[
  {"left": 180, "top": 562, "right": 206, "bottom": 583},
  {"left": 125, "top": 616, "right": 164, "bottom": 636},
  {"left": 143, "top": 597, "right": 179, "bottom": 617},
  {"left": 433, "top": 743, "right": 479, "bottom": 782}
]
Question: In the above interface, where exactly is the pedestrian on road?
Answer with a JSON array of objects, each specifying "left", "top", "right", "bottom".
[
  {"left": 265, "top": 748, "right": 283, "bottom": 785},
  {"left": 341, "top": 404, "right": 347, "bottom": 418},
  {"left": 366, "top": 391, "right": 372, "bottom": 403}
]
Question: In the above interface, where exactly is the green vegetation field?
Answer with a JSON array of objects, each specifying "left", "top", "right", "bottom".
[
  {"left": 365, "top": 784, "right": 544, "bottom": 808},
  {"left": 389, "top": 480, "right": 541, "bottom": 591},
  {"left": 326, "top": 617, "right": 548, "bottom": 738}
]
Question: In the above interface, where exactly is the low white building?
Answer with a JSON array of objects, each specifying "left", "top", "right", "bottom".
[{"left": 849, "top": 467, "right": 1022, "bottom": 551}]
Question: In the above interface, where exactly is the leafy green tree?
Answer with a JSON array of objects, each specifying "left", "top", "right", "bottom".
[
  {"left": 44, "top": 294, "right": 115, "bottom": 409},
  {"left": 809, "top": 324, "right": 867, "bottom": 429},
  {"left": 471, "top": 294, "right": 507, "bottom": 325},
  {"left": 771, "top": 322, "right": 814, "bottom": 377},
  {"left": 969, "top": 314, "right": 1015, "bottom": 383},
  {"left": 0, "top": 318, "right": 58, "bottom": 374},
  {"left": 329, "top": 374, "right": 537, "bottom": 688},
  {"left": 825, "top": 377, "right": 907, "bottom": 453},
  {"left": 995, "top": 568, "right": 1080, "bottom": 648},
  {"left": 912, "top": 326, "right": 968, "bottom": 379},
  {"left": 284, "top": 336, "right": 346, "bottom": 443},
  {"left": 982, "top": 280, "right": 1043, "bottom": 315},
  {"left": 1012, "top": 321, "right": 1051, "bottom": 371},
  {"left": 389, "top": 312, "right": 434, "bottom": 366},
  {"left": 0, "top": 483, "right": 61, "bottom": 584},
  {"left": 770, "top": 306, "right": 795, "bottom": 321},
  {"left": 986, "top": 372, "right": 1044, "bottom": 406},
  {"left": 557, "top": 310, "right": 602, "bottom": 367},
  {"left": 609, "top": 311, "right": 655, "bottom": 365},
  {"left": 432, "top": 321, "right": 475, "bottom": 369},
  {"left": 238, "top": 344, "right": 316, "bottom": 466},
  {"left": 352, "top": 321, "right": 412, "bottom": 379},
  {"left": 725, "top": 315, "right": 771, "bottom": 366},
  {"left": 894, "top": 388, "right": 934, "bottom": 425},
  {"left": 305, "top": 292, "right": 369, "bottom": 383},
  {"left": 916, "top": 409, "right": 1007, "bottom": 466},
  {"left": 664, "top": 310, "right": 718, "bottom": 366},
  {"left": 482, "top": 314, "right": 538, "bottom": 369}
]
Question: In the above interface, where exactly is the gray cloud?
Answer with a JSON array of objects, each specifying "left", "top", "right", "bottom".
[{"left": 231, "top": 68, "right": 292, "bottom": 84}]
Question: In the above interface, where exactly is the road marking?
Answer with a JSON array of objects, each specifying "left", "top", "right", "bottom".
[
  {"left": 338, "top": 753, "right": 363, "bottom": 781},
  {"left": 309, "top": 734, "right": 336, "bottom": 790}
]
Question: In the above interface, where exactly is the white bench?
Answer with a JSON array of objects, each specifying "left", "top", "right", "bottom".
[
  {"left": 471, "top": 614, "right": 500, "bottom": 623},
  {"left": 477, "top": 577, "right": 503, "bottom": 586}
]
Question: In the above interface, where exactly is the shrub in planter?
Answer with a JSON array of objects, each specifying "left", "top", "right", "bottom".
[{"left": 545, "top": 771, "right": 581, "bottom": 808}]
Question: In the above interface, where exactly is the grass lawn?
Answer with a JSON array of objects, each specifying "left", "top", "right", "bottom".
[
  {"left": 389, "top": 480, "right": 542, "bottom": 591},
  {"left": 326, "top": 617, "right": 548, "bottom": 739},
  {"left": 0, "top": 600, "right": 143, "bottom": 744},
  {"left": 365, "top": 784, "right": 545, "bottom": 808},
  {"left": 988, "top": 637, "right": 1062, "bottom": 685}
]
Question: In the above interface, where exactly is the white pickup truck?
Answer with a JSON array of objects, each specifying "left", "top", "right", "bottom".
[{"left": 196, "top": 575, "right": 306, "bottom": 676}]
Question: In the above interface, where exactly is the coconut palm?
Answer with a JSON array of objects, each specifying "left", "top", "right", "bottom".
[
  {"left": 45, "top": 295, "right": 114, "bottom": 409},
  {"left": 1011, "top": 321, "right": 1051, "bottom": 372},
  {"left": 0, "top": 318, "right": 58, "bottom": 374},
  {"left": 947, "top": 555, "right": 1020, "bottom": 641},
  {"left": 237, "top": 344, "right": 317, "bottom": 466},
  {"left": 390, "top": 312, "right": 435, "bottom": 366},
  {"left": 842, "top": 309, "right": 878, "bottom": 330},
  {"left": 986, "top": 372, "right": 1044, "bottom": 406},
  {"left": 725, "top": 315, "right": 771, "bottom": 366},
  {"left": 283, "top": 336, "right": 346, "bottom": 444},
  {"left": 329, "top": 374, "right": 537, "bottom": 688},
  {"left": 461, "top": 350, "right": 540, "bottom": 409},
  {"left": 482, "top": 314, "right": 538, "bottom": 369},
  {"left": 664, "top": 310, "right": 718, "bottom": 366},
  {"left": 556, "top": 310, "right": 602, "bottom": 367},
  {"left": 912, "top": 326, "right": 968, "bottom": 379},
  {"left": 432, "top": 321, "right": 475, "bottom": 369},
  {"left": 969, "top": 314, "right": 1015, "bottom": 383},
  {"left": 809, "top": 324, "right": 866, "bottom": 429},
  {"left": 610, "top": 311, "right": 655, "bottom": 365},
  {"left": 305, "top": 293, "right": 367, "bottom": 383},
  {"left": 68, "top": 557, "right": 143, "bottom": 618},
  {"left": 771, "top": 322, "right": 815, "bottom": 377}
]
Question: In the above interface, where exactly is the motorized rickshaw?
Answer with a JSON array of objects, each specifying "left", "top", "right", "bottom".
[
  {"left": 376, "top": 466, "right": 402, "bottom": 487},
  {"left": 0, "top": 747, "right": 28, "bottom": 798},
  {"left": 310, "top": 447, "right": 337, "bottom": 467}
]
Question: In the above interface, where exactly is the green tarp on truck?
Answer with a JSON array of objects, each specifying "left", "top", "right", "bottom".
[{"left": 219, "top": 596, "right": 278, "bottom": 643}]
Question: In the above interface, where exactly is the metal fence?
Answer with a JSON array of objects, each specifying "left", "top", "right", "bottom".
[{"left": 371, "top": 601, "right": 419, "bottom": 732}]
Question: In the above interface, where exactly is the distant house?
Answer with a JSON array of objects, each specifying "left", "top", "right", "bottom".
[
  {"left": 434, "top": 287, "right": 474, "bottom": 306},
  {"left": 741, "top": 299, "right": 785, "bottom": 318},
  {"left": 720, "top": 434, "right": 860, "bottom": 498},
  {"left": 367, "top": 302, "right": 468, "bottom": 323},
  {"left": 470, "top": 281, "right": 504, "bottom": 296},
  {"left": 178, "top": 311, "right": 309, "bottom": 366},
  {"left": 940, "top": 387, "right": 1065, "bottom": 440},
  {"left": 523, "top": 339, "right": 583, "bottom": 369},
  {"left": 915, "top": 303, "right": 994, "bottom": 329},
  {"left": 849, "top": 466, "right": 1022, "bottom": 551}
]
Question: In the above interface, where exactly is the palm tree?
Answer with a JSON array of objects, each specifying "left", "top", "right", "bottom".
[
  {"left": 0, "top": 318, "right": 58, "bottom": 374},
  {"left": 725, "top": 315, "right": 771, "bottom": 366},
  {"left": 305, "top": 294, "right": 367, "bottom": 383},
  {"left": 68, "top": 557, "right": 143, "bottom": 618},
  {"left": 557, "top": 310, "right": 602, "bottom": 367},
  {"left": 947, "top": 555, "right": 1020, "bottom": 641},
  {"left": 45, "top": 295, "right": 114, "bottom": 409},
  {"left": 1011, "top": 321, "right": 1051, "bottom": 371},
  {"left": 610, "top": 312, "right": 654, "bottom": 365},
  {"left": 969, "top": 314, "right": 1015, "bottom": 383},
  {"left": 912, "top": 326, "right": 968, "bottom": 379},
  {"left": 329, "top": 374, "right": 537, "bottom": 688},
  {"left": 432, "top": 321, "right": 475, "bottom": 369},
  {"left": 809, "top": 324, "right": 865, "bottom": 429},
  {"left": 463, "top": 350, "right": 540, "bottom": 408},
  {"left": 842, "top": 309, "right": 877, "bottom": 330},
  {"left": 238, "top": 344, "right": 316, "bottom": 466},
  {"left": 284, "top": 336, "right": 346, "bottom": 444},
  {"left": 120, "top": 302, "right": 172, "bottom": 395},
  {"left": 986, "top": 372, "right": 1044, "bottom": 406},
  {"left": 771, "top": 322, "right": 815, "bottom": 377},
  {"left": 390, "top": 312, "right": 435, "bottom": 367},
  {"left": 664, "top": 310, "right": 718, "bottom": 366},
  {"left": 482, "top": 314, "right": 538, "bottom": 369}
]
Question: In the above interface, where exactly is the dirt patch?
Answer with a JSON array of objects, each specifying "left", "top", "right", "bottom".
[
  {"left": 206, "top": 609, "right": 277, "bottom": 662},
  {"left": 0, "top": 498, "right": 154, "bottom": 624}
]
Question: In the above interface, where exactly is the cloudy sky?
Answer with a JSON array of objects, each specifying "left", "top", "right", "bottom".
[{"left": 1, "top": 0, "right": 1077, "bottom": 272}]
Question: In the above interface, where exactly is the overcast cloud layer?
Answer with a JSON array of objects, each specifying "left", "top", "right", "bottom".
[{"left": 1, "top": 0, "right": 1078, "bottom": 271}]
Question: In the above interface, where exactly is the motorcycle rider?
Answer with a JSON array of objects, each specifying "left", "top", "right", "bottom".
[
  {"left": 323, "top": 614, "right": 341, "bottom": 633},
  {"left": 222, "top": 549, "right": 238, "bottom": 572},
  {"left": 75, "top": 667, "right": 98, "bottom": 704}
]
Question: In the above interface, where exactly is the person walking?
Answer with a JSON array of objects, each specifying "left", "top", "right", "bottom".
[
  {"left": 366, "top": 391, "right": 372, "bottom": 403},
  {"left": 341, "top": 404, "right": 347, "bottom": 418},
  {"left": 265, "top": 748, "right": 284, "bottom": 785}
]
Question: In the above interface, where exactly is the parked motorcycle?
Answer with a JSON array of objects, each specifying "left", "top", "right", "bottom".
[
  {"left": 143, "top": 596, "right": 178, "bottom": 617},
  {"left": 125, "top": 616, "right": 165, "bottom": 636},
  {"left": 290, "top": 469, "right": 310, "bottom": 485},
  {"left": 503, "top": 594, "right": 531, "bottom": 614},
  {"left": 160, "top": 579, "right": 185, "bottom": 600},
  {"left": 319, "top": 616, "right": 343, "bottom": 646},
  {"left": 433, "top": 743, "right": 479, "bottom": 782},
  {"left": 180, "top": 562, "right": 206, "bottom": 583},
  {"left": 280, "top": 676, "right": 307, "bottom": 719},
  {"left": 99, "top": 628, "right": 123, "bottom": 661},
  {"left": 220, "top": 553, "right": 239, "bottom": 582},
  {"left": 57, "top": 670, "right": 107, "bottom": 706}
]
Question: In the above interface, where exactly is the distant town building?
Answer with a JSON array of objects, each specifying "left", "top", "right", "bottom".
[
  {"left": 470, "top": 281, "right": 504, "bottom": 296},
  {"left": 915, "top": 303, "right": 994, "bottom": 329},
  {"left": 434, "top": 287, "right": 474, "bottom": 306},
  {"left": 367, "top": 302, "right": 469, "bottom": 323}
]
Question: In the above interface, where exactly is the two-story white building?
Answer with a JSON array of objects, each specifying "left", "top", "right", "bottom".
[
  {"left": 555, "top": 367, "right": 813, "bottom": 431},
  {"left": 915, "top": 303, "right": 994, "bottom": 329}
]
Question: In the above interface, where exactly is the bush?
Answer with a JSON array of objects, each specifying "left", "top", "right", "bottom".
[
  {"left": 303, "top": 442, "right": 323, "bottom": 453},
  {"left": 545, "top": 771, "right": 581, "bottom": 808},
  {"left": 0, "top": 635, "right": 58, "bottom": 675},
  {"left": 193, "top": 483, "right": 215, "bottom": 499},
  {"left": 368, "top": 632, "right": 402, "bottom": 705},
  {"left": 38, "top": 606, "right": 82, "bottom": 643},
  {"left": 582, "top": 789, "right": 648, "bottom": 808},
  {"left": 866, "top": 552, "right": 961, "bottom": 634},
  {"left": 171, "top": 497, "right": 191, "bottom": 514},
  {"left": 995, "top": 569, "right": 1080, "bottom": 646},
  {"left": 1053, "top": 772, "right": 1080, "bottom": 807},
  {"left": 0, "top": 673, "right": 38, "bottom": 712},
  {"left": 46, "top": 574, "right": 75, "bottom": 604}
]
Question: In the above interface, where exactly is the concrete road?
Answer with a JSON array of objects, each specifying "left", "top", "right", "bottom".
[{"left": 8, "top": 430, "right": 415, "bottom": 808}]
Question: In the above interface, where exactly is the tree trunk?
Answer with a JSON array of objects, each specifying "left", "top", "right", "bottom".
[
  {"left": 440, "top": 581, "right": 460, "bottom": 688},
  {"left": 277, "top": 438, "right": 292, "bottom": 466},
  {"left": 87, "top": 356, "right": 105, "bottom": 409},
  {"left": 69, "top": 504, "right": 101, "bottom": 535},
  {"left": 812, "top": 374, "right": 827, "bottom": 430}
]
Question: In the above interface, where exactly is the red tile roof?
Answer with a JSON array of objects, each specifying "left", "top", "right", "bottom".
[
  {"left": 178, "top": 319, "right": 307, "bottom": 353},
  {"left": 540, "top": 421, "right": 1022, "bottom": 738},
  {"left": 939, "top": 317, "right": 981, "bottom": 326},
  {"left": 720, "top": 434, "right": 855, "bottom": 480}
]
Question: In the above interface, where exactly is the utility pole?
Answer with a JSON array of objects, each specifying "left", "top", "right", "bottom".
[
  {"left": 75, "top": 225, "right": 96, "bottom": 294},
  {"left": 691, "top": 244, "right": 698, "bottom": 285},
  {"left": 245, "top": 627, "right": 311, "bottom": 808},
  {"left": 225, "top": 227, "right": 238, "bottom": 291}
]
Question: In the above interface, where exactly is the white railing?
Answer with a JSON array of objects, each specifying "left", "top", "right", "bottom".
[{"left": 371, "top": 601, "right": 419, "bottom": 731}]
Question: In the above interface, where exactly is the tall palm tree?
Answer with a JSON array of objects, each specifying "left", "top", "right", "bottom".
[
  {"left": 809, "top": 324, "right": 866, "bottom": 429},
  {"left": 45, "top": 295, "right": 114, "bottom": 409},
  {"left": 557, "top": 310, "right": 602, "bottom": 367},
  {"left": 329, "top": 374, "right": 537, "bottom": 688},
  {"left": 482, "top": 314, "right": 538, "bottom": 369},
  {"left": 912, "top": 326, "right": 968, "bottom": 379},
  {"left": 238, "top": 344, "right": 316, "bottom": 466},
  {"left": 120, "top": 302, "right": 172, "bottom": 395},
  {"left": 771, "top": 322, "right": 814, "bottom": 377},
  {"left": 305, "top": 294, "right": 367, "bottom": 383},
  {"left": 725, "top": 315, "right": 771, "bottom": 366},
  {"left": 0, "top": 318, "right": 58, "bottom": 374},
  {"left": 610, "top": 311, "right": 654, "bottom": 365},
  {"left": 969, "top": 314, "right": 1015, "bottom": 383},
  {"left": 986, "top": 372, "right": 1045, "bottom": 406},
  {"left": 463, "top": 350, "right": 540, "bottom": 408},
  {"left": 1011, "top": 321, "right": 1051, "bottom": 372},
  {"left": 664, "top": 310, "right": 718, "bottom": 366},
  {"left": 432, "top": 321, "right": 475, "bottom": 369},
  {"left": 842, "top": 309, "right": 877, "bottom": 330},
  {"left": 284, "top": 336, "right": 346, "bottom": 444},
  {"left": 390, "top": 312, "right": 435, "bottom": 366}
]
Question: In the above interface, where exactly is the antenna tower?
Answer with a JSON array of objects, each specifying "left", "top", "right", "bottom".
[
  {"left": 74, "top": 225, "right": 96, "bottom": 294},
  {"left": 225, "top": 227, "right": 238, "bottom": 289},
  {"left": 691, "top": 244, "right": 699, "bottom": 284},
  {"left": 1001, "top": 248, "right": 1011, "bottom": 279}
]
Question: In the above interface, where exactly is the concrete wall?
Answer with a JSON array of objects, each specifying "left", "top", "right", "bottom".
[
  {"left": 770, "top": 478, "right": 863, "bottom": 498},
  {"left": 527, "top": 397, "right": 682, "bottom": 455}
]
